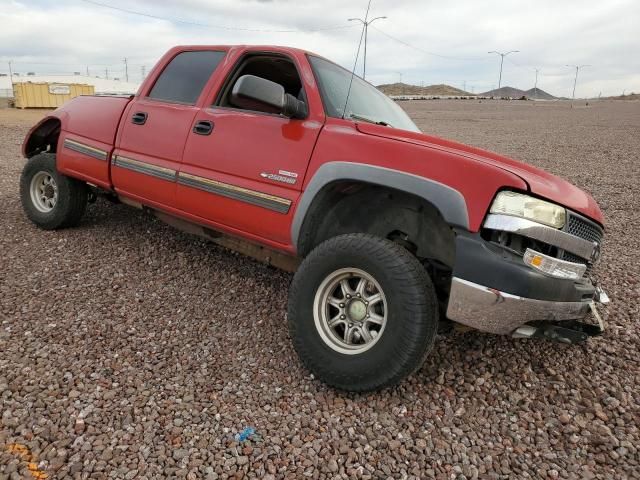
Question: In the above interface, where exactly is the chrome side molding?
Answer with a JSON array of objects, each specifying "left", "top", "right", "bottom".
[{"left": 63, "top": 138, "right": 108, "bottom": 161}]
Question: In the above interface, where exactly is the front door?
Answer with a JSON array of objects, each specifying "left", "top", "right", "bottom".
[
  {"left": 112, "top": 50, "right": 226, "bottom": 208},
  {"left": 177, "top": 52, "right": 324, "bottom": 247}
]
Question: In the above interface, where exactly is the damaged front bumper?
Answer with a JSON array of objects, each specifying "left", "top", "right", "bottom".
[
  {"left": 447, "top": 277, "right": 609, "bottom": 340},
  {"left": 446, "top": 230, "right": 608, "bottom": 341}
]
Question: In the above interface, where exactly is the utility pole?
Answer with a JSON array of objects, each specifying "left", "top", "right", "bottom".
[
  {"left": 7, "top": 60, "right": 14, "bottom": 98},
  {"left": 566, "top": 64, "right": 590, "bottom": 100},
  {"left": 395, "top": 72, "right": 402, "bottom": 84},
  {"left": 141, "top": 65, "right": 146, "bottom": 81},
  {"left": 348, "top": 15, "right": 386, "bottom": 80},
  {"left": 488, "top": 50, "right": 519, "bottom": 89},
  {"left": 534, "top": 68, "right": 539, "bottom": 99},
  {"left": 86, "top": 66, "right": 90, "bottom": 77},
  {"left": 124, "top": 58, "right": 129, "bottom": 82},
  {"left": 105, "top": 67, "right": 108, "bottom": 80},
  {"left": 463, "top": 80, "right": 466, "bottom": 92}
]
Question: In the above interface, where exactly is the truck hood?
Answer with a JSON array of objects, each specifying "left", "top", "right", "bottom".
[{"left": 356, "top": 123, "right": 604, "bottom": 225}]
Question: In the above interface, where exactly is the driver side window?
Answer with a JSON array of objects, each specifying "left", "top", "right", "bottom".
[{"left": 216, "top": 54, "right": 305, "bottom": 114}]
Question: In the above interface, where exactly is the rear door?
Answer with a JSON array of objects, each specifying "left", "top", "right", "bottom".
[
  {"left": 112, "top": 49, "right": 226, "bottom": 208},
  {"left": 176, "top": 50, "right": 325, "bottom": 247}
]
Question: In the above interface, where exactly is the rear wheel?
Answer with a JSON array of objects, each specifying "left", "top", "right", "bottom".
[
  {"left": 288, "top": 233, "right": 438, "bottom": 392},
  {"left": 20, "top": 153, "right": 88, "bottom": 230}
]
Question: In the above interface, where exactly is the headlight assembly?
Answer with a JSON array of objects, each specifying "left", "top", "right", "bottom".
[{"left": 490, "top": 191, "right": 566, "bottom": 228}]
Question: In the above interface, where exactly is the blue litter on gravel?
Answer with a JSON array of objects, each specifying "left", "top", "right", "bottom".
[{"left": 234, "top": 427, "right": 256, "bottom": 442}]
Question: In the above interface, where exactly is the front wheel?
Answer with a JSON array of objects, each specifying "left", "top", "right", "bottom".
[
  {"left": 20, "top": 153, "right": 88, "bottom": 230},
  {"left": 288, "top": 234, "right": 438, "bottom": 392}
]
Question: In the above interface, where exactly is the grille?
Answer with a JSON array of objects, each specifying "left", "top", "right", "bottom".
[
  {"left": 563, "top": 252, "right": 584, "bottom": 264},
  {"left": 566, "top": 214, "right": 603, "bottom": 244},
  {"left": 561, "top": 213, "right": 603, "bottom": 271}
]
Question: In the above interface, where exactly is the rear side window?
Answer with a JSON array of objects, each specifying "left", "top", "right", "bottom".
[{"left": 148, "top": 50, "right": 225, "bottom": 104}]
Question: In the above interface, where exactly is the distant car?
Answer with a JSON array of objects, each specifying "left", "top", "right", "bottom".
[{"left": 20, "top": 45, "right": 608, "bottom": 391}]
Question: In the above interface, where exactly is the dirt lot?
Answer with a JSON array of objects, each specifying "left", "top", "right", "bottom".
[{"left": 1, "top": 101, "right": 639, "bottom": 479}]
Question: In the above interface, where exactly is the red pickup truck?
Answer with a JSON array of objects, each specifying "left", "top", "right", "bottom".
[{"left": 20, "top": 45, "right": 608, "bottom": 391}]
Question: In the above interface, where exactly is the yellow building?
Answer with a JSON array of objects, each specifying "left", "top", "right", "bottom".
[{"left": 13, "top": 82, "right": 95, "bottom": 109}]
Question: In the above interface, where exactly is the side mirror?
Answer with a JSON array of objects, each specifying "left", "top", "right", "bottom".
[{"left": 230, "top": 74, "right": 307, "bottom": 119}]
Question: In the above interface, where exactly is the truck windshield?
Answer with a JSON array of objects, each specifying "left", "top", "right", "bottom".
[{"left": 308, "top": 55, "right": 420, "bottom": 133}]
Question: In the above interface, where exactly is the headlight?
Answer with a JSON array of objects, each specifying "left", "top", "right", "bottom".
[{"left": 490, "top": 191, "right": 566, "bottom": 228}]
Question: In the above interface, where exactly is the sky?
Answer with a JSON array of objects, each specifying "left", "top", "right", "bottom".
[{"left": 1, "top": 0, "right": 638, "bottom": 97}]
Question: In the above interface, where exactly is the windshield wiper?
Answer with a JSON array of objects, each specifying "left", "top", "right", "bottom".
[{"left": 347, "top": 112, "right": 392, "bottom": 128}]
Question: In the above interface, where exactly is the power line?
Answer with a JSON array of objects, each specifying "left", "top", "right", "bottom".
[
  {"left": 370, "top": 26, "right": 491, "bottom": 61},
  {"left": 78, "top": 0, "right": 356, "bottom": 33},
  {"left": 504, "top": 57, "right": 578, "bottom": 77}
]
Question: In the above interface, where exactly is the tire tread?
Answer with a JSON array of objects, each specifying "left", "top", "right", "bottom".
[
  {"left": 20, "top": 153, "right": 88, "bottom": 230},
  {"left": 288, "top": 233, "right": 438, "bottom": 392}
]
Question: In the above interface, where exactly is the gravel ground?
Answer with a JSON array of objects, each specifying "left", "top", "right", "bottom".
[{"left": 1, "top": 101, "right": 639, "bottom": 479}]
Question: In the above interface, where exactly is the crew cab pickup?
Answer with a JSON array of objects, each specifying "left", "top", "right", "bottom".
[{"left": 20, "top": 45, "right": 608, "bottom": 391}]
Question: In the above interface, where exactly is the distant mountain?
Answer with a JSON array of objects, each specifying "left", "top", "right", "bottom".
[
  {"left": 377, "top": 83, "right": 560, "bottom": 100},
  {"left": 606, "top": 92, "right": 639, "bottom": 100},
  {"left": 480, "top": 86, "right": 557, "bottom": 99},
  {"left": 377, "top": 82, "right": 473, "bottom": 96},
  {"left": 480, "top": 86, "right": 526, "bottom": 98},
  {"left": 523, "top": 88, "right": 556, "bottom": 100}
]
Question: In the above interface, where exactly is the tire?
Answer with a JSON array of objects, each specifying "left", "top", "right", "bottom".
[
  {"left": 20, "top": 153, "right": 88, "bottom": 230},
  {"left": 288, "top": 233, "right": 438, "bottom": 392}
]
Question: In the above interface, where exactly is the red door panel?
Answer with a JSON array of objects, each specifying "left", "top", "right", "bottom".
[
  {"left": 113, "top": 99, "right": 199, "bottom": 206},
  {"left": 177, "top": 108, "right": 322, "bottom": 245}
]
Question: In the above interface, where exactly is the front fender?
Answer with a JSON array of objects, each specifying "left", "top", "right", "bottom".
[
  {"left": 291, "top": 161, "right": 469, "bottom": 252},
  {"left": 22, "top": 114, "right": 63, "bottom": 158}
]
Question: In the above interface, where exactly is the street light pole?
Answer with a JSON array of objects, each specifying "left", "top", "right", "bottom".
[
  {"left": 566, "top": 64, "right": 590, "bottom": 100},
  {"left": 7, "top": 61, "right": 14, "bottom": 98},
  {"left": 488, "top": 50, "right": 519, "bottom": 89},
  {"left": 348, "top": 16, "right": 386, "bottom": 80}
]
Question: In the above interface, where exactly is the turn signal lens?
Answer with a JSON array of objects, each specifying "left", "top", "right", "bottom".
[
  {"left": 523, "top": 248, "right": 586, "bottom": 280},
  {"left": 490, "top": 191, "right": 566, "bottom": 228}
]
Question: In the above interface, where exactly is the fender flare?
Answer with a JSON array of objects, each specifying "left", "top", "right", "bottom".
[
  {"left": 291, "top": 161, "right": 469, "bottom": 252},
  {"left": 22, "top": 115, "right": 62, "bottom": 158}
]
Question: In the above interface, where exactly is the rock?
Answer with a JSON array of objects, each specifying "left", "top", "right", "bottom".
[
  {"left": 173, "top": 449, "right": 189, "bottom": 461},
  {"left": 74, "top": 418, "right": 86, "bottom": 434}
]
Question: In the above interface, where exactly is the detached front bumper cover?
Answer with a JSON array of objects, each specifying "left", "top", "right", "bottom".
[{"left": 446, "top": 277, "right": 608, "bottom": 335}]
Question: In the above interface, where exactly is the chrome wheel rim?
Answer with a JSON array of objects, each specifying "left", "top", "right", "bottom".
[
  {"left": 313, "top": 268, "right": 387, "bottom": 355},
  {"left": 30, "top": 171, "right": 58, "bottom": 213}
]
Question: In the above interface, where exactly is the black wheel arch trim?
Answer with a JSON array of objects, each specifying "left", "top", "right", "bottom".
[
  {"left": 23, "top": 116, "right": 62, "bottom": 158},
  {"left": 291, "top": 162, "right": 469, "bottom": 254}
]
